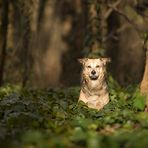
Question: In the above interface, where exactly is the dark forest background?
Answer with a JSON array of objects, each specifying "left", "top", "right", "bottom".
[{"left": 0, "top": 0, "right": 148, "bottom": 90}]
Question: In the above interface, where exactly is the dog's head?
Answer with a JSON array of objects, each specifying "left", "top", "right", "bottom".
[{"left": 78, "top": 58, "right": 110, "bottom": 81}]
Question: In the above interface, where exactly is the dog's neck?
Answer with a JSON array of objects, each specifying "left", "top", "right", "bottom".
[{"left": 81, "top": 76, "right": 107, "bottom": 96}]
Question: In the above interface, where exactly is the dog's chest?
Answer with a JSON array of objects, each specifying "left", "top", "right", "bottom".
[
  {"left": 80, "top": 79, "right": 109, "bottom": 110},
  {"left": 89, "top": 80, "right": 99, "bottom": 88}
]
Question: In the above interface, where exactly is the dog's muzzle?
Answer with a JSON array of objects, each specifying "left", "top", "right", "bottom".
[
  {"left": 89, "top": 75, "right": 98, "bottom": 80},
  {"left": 89, "top": 70, "right": 98, "bottom": 80}
]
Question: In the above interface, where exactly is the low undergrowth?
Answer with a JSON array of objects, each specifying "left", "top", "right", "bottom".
[{"left": 0, "top": 77, "right": 147, "bottom": 148}]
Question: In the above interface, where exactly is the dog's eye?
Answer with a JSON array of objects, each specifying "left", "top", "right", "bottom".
[
  {"left": 87, "top": 66, "right": 91, "bottom": 68},
  {"left": 96, "top": 65, "right": 100, "bottom": 68}
]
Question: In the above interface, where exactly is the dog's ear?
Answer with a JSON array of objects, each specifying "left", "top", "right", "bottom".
[
  {"left": 78, "top": 59, "right": 83, "bottom": 64},
  {"left": 101, "top": 58, "right": 111, "bottom": 65},
  {"left": 78, "top": 58, "right": 88, "bottom": 64}
]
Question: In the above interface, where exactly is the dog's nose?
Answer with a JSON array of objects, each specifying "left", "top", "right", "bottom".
[{"left": 91, "top": 70, "right": 96, "bottom": 75}]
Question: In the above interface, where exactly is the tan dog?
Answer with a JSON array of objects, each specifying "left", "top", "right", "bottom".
[{"left": 78, "top": 58, "right": 110, "bottom": 110}]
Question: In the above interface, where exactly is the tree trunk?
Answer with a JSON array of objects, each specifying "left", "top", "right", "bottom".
[
  {"left": 140, "top": 39, "right": 148, "bottom": 110},
  {"left": 0, "top": 0, "right": 9, "bottom": 86},
  {"left": 106, "top": 1, "right": 145, "bottom": 86},
  {"left": 12, "top": 0, "right": 33, "bottom": 87},
  {"left": 85, "top": 0, "right": 105, "bottom": 57}
]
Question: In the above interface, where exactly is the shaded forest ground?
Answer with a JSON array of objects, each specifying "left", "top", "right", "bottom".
[{"left": 0, "top": 77, "right": 147, "bottom": 148}]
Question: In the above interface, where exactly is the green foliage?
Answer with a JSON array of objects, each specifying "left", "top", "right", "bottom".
[
  {"left": 0, "top": 79, "right": 147, "bottom": 148},
  {"left": 133, "top": 92, "right": 146, "bottom": 111}
]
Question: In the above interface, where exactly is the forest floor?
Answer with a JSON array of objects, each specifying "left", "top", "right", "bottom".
[{"left": 0, "top": 77, "right": 148, "bottom": 148}]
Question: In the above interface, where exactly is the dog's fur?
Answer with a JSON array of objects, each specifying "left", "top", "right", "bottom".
[{"left": 78, "top": 58, "right": 110, "bottom": 110}]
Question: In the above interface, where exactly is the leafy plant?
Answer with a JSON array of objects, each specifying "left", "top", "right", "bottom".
[{"left": 0, "top": 79, "right": 147, "bottom": 148}]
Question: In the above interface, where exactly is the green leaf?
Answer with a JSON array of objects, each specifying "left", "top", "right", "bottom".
[{"left": 133, "top": 93, "right": 146, "bottom": 111}]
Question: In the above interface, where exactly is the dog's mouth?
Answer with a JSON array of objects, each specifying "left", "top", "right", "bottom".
[{"left": 89, "top": 75, "right": 98, "bottom": 80}]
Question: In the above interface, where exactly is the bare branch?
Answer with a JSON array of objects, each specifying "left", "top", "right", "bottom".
[
  {"left": 104, "top": 0, "right": 122, "bottom": 19},
  {"left": 107, "top": 4, "right": 141, "bottom": 32}
]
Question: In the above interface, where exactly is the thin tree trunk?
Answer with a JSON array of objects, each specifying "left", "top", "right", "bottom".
[
  {"left": 37, "top": 0, "right": 47, "bottom": 31},
  {"left": 22, "top": 17, "right": 30, "bottom": 87},
  {"left": 84, "top": 0, "right": 105, "bottom": 57},
  {"left": 0, "top": 0, "right": 9, "bottom": 86},
  {"left": 140, "top": 33, "right": 148, "bottom": 112},
  {"left": 18, "top": 1, "right": 31, "bottom": 87},
  {"left": 140, "top": 48, "right": 148, "bottom": 103}
]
